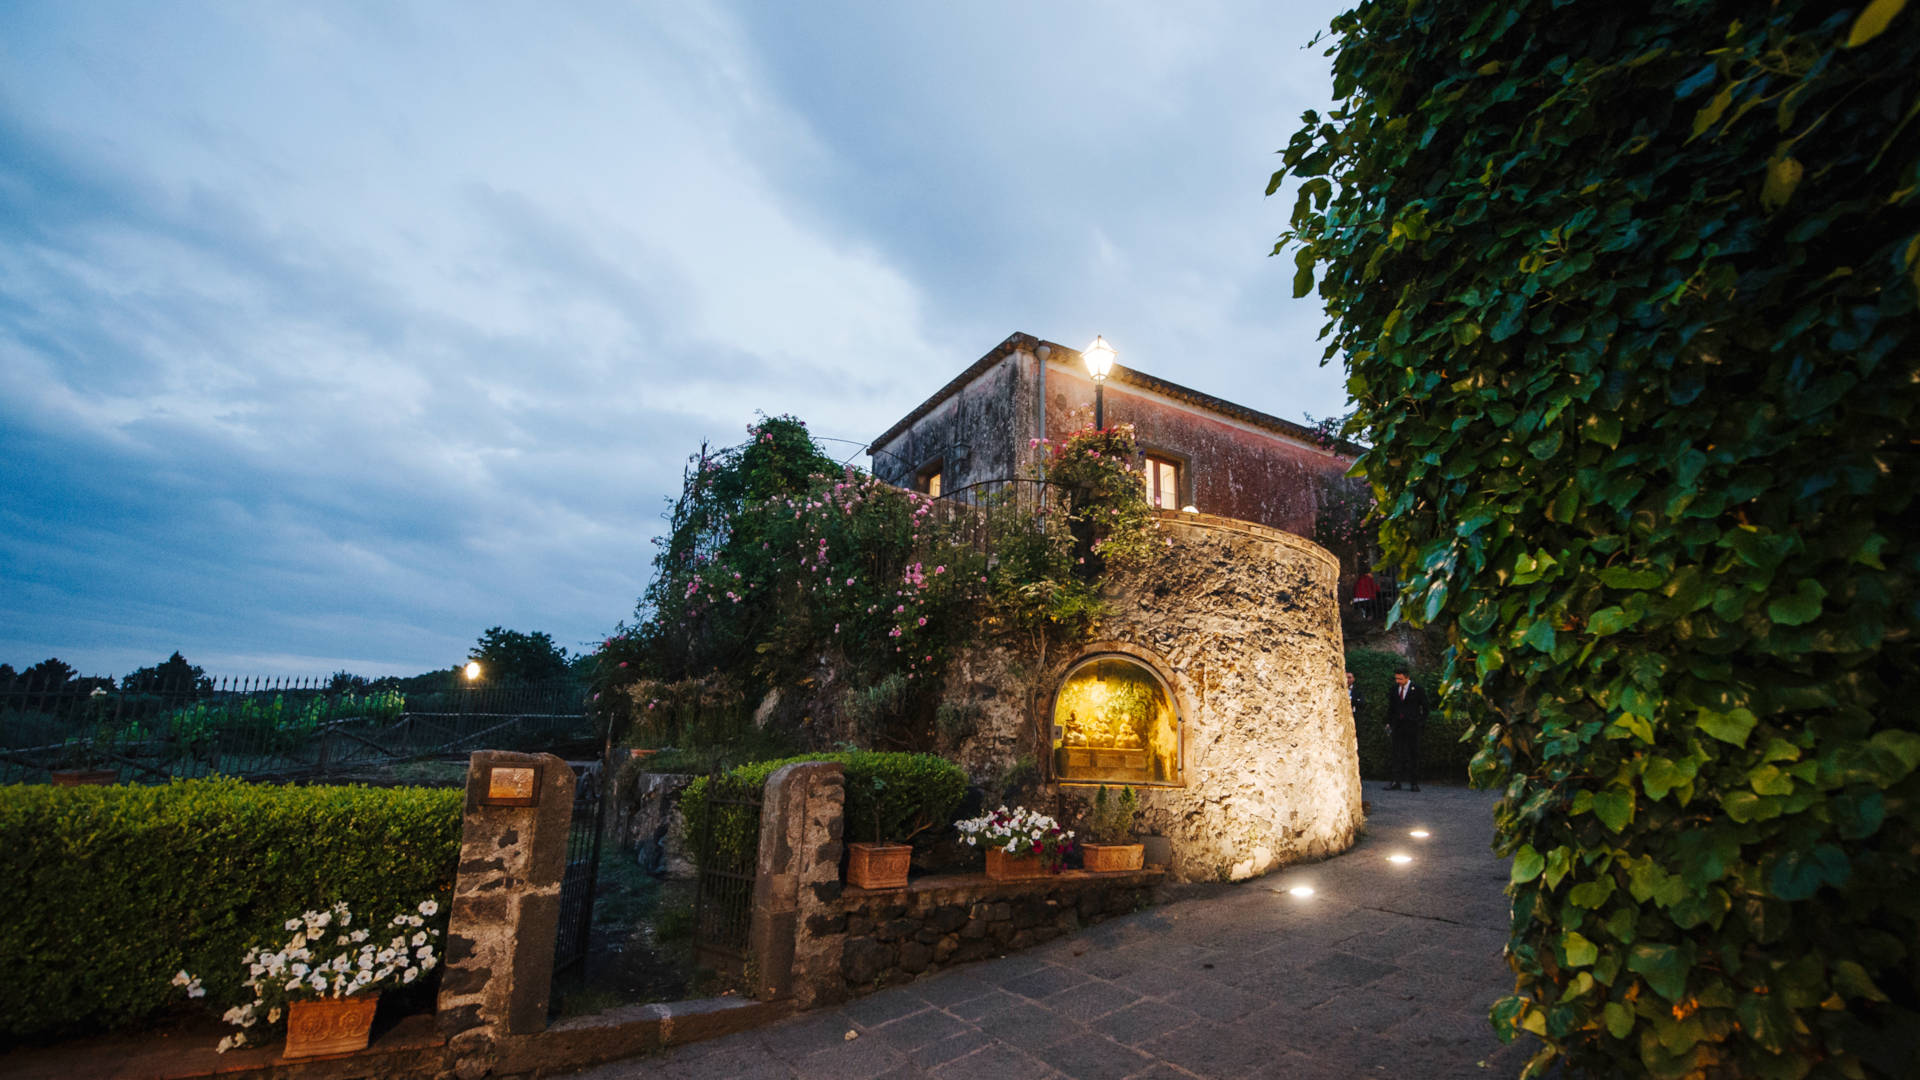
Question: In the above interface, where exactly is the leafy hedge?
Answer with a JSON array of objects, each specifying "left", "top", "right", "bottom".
[
  {"left": 1346, "top": 649, "right": 1470, "bottom": 781},
  {"left": 680, "top": 751, "right": 969, "bottom": 870},
  {"left": 1278, "top": 1, "right": 1917, "bottom": 1076},
  {"left": 0, "top": 779, "right": 461, "bottom": 1041}
]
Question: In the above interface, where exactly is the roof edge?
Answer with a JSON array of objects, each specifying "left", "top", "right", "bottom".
[{"left": 868, "top": 333, "right": 1363, "bottom": 460}]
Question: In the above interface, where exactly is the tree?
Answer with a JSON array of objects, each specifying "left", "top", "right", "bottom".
[
  {"left": 21, "top": 658, "right": 77, "bottom": 691},
  {"left": 468, "top": 628, "right": 571, "bottom": 684},
  {"left": 1275, "top": 2, "right": 1917, "bottom": 1077},
  {"left": 121, "top": 652, "right": 212, "bottom": 694}
]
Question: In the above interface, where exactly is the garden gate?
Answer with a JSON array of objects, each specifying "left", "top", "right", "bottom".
[
  {"left": 552, "top": 759, "right": 605, "bottom": 976},
  {"left": 691, "top": 781, "right": 762, "bottom": 975}
]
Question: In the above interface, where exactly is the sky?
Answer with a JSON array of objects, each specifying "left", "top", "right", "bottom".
[{"left": 0, "top": 1, "right": 1354, "bottom": 679}]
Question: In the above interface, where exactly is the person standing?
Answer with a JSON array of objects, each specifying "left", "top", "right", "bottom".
[
  {"left": 1347, "top": 670, "right": 1365, "bottom": 723},
  {"left": 1386, "top": 666, "right": 1427, "bottom": 791}
]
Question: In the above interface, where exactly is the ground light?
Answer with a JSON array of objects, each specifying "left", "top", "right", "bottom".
[
  {"left": 1288, "top": 885, "right": 1315, "bottom": 898},
  {"left": 1410, "top": 830, "right": 1430, "bottom": 839},
  {"left": 1388, "top": 854, "right": 1413, "bottom": 865}
]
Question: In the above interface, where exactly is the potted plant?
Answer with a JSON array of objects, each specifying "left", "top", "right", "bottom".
[
  {"left": 846, "top": 775, "right": 912, "bottom": 890},
  {"left": 177, "top": 899, "right": 442, "bottom": 1058},
  {"left": 955, "top": 805, "right": 1075, "bottom": 880},
  {"left": 1081, "top": 785, "right": 1144, "bottom": 872}
]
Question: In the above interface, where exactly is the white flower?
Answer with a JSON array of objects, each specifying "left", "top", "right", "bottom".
[
  {"left": 267, "top": 1007, "right": 281, "bottom": 1023},
  {"left": 415, "top": 945, "right": 433, "bottom": 959},
  {"left": 403, "top": 967, "right": 419, "bottom": 984},
  {"left": 286, "top": 978, "right": 303, "bottom": 992},
  {"left": 216, "top": 1036, "right": 237, "bottom": 1053},
  {"left": 285, "top": 919, "right": 301, "bottom": 932},
  {"left": 411, "top": 931, "right": 427, "bottom": 947},
  {"left": 350, "top": 929, "right": 369, "bottom": 943},
  {"left": 420, "top": 956, "right": 437, "bottom": 972},
  {"left": 309, "top": 974, "right": 327, "bottom": 993},
  {"left": 418, "top": 900, "right": 439, "bottom": 917},
  {"left": 290, "top": 963, "right": 309, "bottom": 977}
]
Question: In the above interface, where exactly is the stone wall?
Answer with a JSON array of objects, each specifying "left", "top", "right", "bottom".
[
  {"left": 813, "top": 872, "right": 1161, "bottom": 997},
  {"left": 948, "top": 511, "right": 1364, "bottom": 883}
]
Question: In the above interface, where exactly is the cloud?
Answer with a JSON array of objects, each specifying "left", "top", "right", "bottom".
[{"left": 0, "top": 1, "right": 1353, "bottom": 677}]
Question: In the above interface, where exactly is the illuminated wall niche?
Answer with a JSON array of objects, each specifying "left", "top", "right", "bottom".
[{"left": 1051, "top": 654, "right": 1181, "bottom": 785}]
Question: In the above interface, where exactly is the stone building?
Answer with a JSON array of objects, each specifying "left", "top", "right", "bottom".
[
  {"left": 867, "top": 331, "right": 1358, "bottom": 536},
  {"left": 868, "top": 333, "right": 1366, "bottom": 884}
]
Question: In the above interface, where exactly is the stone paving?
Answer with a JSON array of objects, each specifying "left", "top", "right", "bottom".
[{"left": 569, "top": 781, "right": 1532, "bottom": 1080}]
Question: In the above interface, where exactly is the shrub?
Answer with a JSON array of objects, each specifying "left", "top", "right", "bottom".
[
  {"left": 680, "top": 751, "right": 968, "bottom": 870},
  {"left": 0, "top": 778, "right": 461, "bottom": 1041},
  {"left": 1344, "top": 649, "right": 1468, "bottom": 781},
  {"left": 1278, "top": 2, "right": 1918, "bottom": 1075}
]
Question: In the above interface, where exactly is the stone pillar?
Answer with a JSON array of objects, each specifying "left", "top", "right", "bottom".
[
  {"left": 746, "top": 761, "right": 844, "bottom": 1005},
  {"left": 437, "top": 751, "right": 575, "bottom": 1075}
]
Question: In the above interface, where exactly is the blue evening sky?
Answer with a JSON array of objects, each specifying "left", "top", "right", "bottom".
[{"left": 0, "top": 1, "right": 1352, "bottom": 678}]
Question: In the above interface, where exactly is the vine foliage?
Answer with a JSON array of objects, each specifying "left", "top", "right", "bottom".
[{"left": 1275, "top": 2, "right": 1917, "bottom": 1076}]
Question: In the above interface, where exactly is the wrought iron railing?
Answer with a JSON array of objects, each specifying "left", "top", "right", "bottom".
[{"left": 0, "top": 674, "right": 591, "bottom": 785}]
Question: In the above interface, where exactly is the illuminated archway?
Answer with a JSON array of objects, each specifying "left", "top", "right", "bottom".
[{"left": 1050, "top": 654, "right": 1181, "bottom": 785}]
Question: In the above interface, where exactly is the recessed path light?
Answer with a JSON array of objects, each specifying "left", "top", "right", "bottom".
[
  {"left": 1388, "top": 854, "right": 1413, "bottom": 865},
  {"left": 1288, "top": 885, "right": 1315, "bottom": 898},
  {"left": 1410, "top": 829, "right": 1430, "bottom": 839}
]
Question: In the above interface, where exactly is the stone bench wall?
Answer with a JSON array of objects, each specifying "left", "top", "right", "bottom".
[{"left": 817, "top": 870, "right": 1162, "bottom": 994}]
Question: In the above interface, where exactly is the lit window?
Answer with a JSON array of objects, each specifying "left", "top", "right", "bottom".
[
  {"left": 926, "top": 472, "right": 942, "bottom": 497},
  {"left": 1052, "top": 655, "right": 1180, "bottom": 784},
  {"left": 1144, "top": 454, "right": 1180, "bottom": 510},
  {"left": 917, "top": 460, "right": 944, "bottom": 497}
]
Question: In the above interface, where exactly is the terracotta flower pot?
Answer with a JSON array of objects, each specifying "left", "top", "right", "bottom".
[
  {"left": 283, "top": 995, "right": 378, "bottom": 1059},
  {"left": 49, "top": 769, "right": 117, "bottom": 787},
  {"left": 1082, "top": 843, "right": 1145, "bottom": 873},
  {"left": 846, "top": 842, "right": 912, "bottom": 890},
  {"left": 985, "top": 847, "right": 1049, "bottom": 881},
  {"left": 627, "top": 748, "right": 659, "bottom": 762}
]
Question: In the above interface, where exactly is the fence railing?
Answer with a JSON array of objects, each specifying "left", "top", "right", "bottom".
[{"left": 0, "top": 674, "right": 592, "bottom": 786}]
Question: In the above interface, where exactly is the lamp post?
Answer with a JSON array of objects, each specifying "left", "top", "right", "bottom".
[{"left": 1083, "top": 335, "right": 1116, "bottom": 429}]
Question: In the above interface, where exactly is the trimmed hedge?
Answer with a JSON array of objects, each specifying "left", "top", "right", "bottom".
[
  {"left": 680, "top": 751, "right": 968, "bottom": 870},
  {"left": 1346, "top": 648, "right": 1470, "bottom": 782},
  {"left": 0, "top": 778, "right": 462, "bottom": 1041}
]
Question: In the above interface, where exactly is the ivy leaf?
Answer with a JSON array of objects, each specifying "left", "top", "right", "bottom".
[
  {"left": 1760, "top": 155, "right": 1804, "bottom": 211},
  {"left": 1832, "top": 960, "right": 1891, "bottom": 1002},
  {"left": 1846, "top": 0, "right": 1909, "bottom": 48},
  {"left": 1768, "top": 844, "right": 1849, "bottom": 901},
  {"left": 1697, "top": 707, "right": 1758, "bottom": 747},
  {"left": 1592, "top": 787, "right": 1635, "bottom": 832},
  {"left": 1588, "top": 606, "right": 1634, "bottom": 636},
  {"left": 1628, "top": 943, "right": 1690, "bottom": 1002},
  {"left": 1767, "top": 579, "right": 1826, "bottom": 626},
  {"left": 1563, "top": 932, "right": 1598, "bottom": 967},
  {"left": 1511, "top": 844, "right": 1546, "bottom": 884},
  {"left": 1604, "top": 1001, "right": 1635, "bottom": 1039}
]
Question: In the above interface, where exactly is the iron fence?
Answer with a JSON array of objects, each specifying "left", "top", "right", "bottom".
[
  {"left": 553, "top": 758, "right": 607, "bottom": 976},
  {"left": 0, "top": 673, "right": 592, "bottom": 785},
  {"left": 691, "top": 779, "right": 763, "bottom": 973}
]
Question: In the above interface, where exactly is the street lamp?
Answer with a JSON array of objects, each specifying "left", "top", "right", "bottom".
[
  {"left": 1082, "top": 335, "right": 1116, "bottom": 428},
  {"left": 464, "top": 661, "right": 481, "bottom": 682}
]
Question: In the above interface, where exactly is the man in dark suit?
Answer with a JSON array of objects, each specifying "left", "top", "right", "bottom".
[{"left": 1385, "top": 666, "right": 1427, "bottom": 791}]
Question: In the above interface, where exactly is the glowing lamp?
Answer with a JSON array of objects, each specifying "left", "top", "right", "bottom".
[
  {"left": 1082, "top": 335, "right": 1116, "bottom": 381},
  {"left": 464, "top": 661, "right": 482, "bottom": 681},
  {"left": 1388, "top": 853, "right": 1413, "bottom": 864},
  {"left": 1287, "top": 885, "right": 1315, "bottom": 898}
]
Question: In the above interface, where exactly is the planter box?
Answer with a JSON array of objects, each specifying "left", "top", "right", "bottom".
[
  {"left": 49, "top": 769, "right": 117, "bottom": 787},
  {"left": 985, "top": 848, "right": 1050, "bottom": 881},
  {"left": 284, "top": 995, "right": 379, "bottom": 1059},
  {"left": 846, "top": 842, "right": 912, "bottom": 890},
  {"left": 1082, "top": 843, "right": 1145, "bottom": 873}
]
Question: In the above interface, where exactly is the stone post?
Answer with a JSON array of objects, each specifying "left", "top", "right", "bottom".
[
  {"left": 436, "top": 751, "right": 575, "bottom": 1076},
  {"left": 746, "top": 761, "right": 844, "bottom": 1004}
]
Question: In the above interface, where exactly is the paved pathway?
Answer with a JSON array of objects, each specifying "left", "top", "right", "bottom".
[{"left": 571, "top": 782, "right": 1531, "bottom": 1079}]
